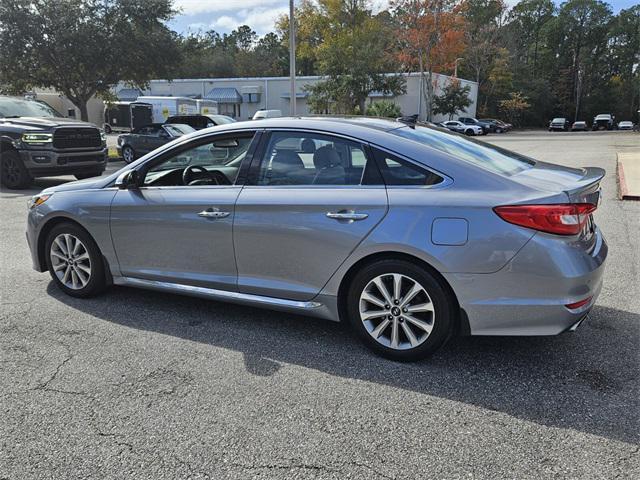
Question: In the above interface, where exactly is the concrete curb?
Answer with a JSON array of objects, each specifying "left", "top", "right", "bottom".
[{"left": 617, "top": 153, "right": 640, "bottom": 201}]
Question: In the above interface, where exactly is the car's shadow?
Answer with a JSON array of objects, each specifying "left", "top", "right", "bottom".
[{"left": 46, "top": 282, "right": 639, "bottom": 445}]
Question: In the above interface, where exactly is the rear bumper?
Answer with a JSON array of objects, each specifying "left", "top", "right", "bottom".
[
  {"left": 445, "top": 227, "right": 608, "bottom": 336},
  {"left": 20, "top": 148, "right": 107, "bottom": 177}
]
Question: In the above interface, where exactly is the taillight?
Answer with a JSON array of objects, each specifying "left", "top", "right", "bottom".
[{"left": 493, "top": 203, "right": 597, "bottom": 235}]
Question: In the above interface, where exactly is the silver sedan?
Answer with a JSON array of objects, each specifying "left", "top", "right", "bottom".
[{"left": 26, "top": 117, "right": 607, "bottom": 361}]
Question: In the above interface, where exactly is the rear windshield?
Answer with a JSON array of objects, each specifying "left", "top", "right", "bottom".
[{"left": 391, "top": 125, "right": 534, "bottom": 176}]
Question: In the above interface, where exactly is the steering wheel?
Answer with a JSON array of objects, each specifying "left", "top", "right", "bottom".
[{"left": 182, "top": 165, "right": 219, "bottom": 186}]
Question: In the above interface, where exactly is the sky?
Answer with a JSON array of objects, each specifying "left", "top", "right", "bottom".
[{"left": 169, "top": 1, "right": 638, "bottom": 36}]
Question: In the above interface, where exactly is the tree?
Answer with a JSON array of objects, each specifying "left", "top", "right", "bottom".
[
  {"left": 366, "top": 100, "right": 403, "bottom": 118},
  {"left": 508, "top": 0, "right": 555, "bottom": 73},
  {"left": 0, "top": 0, "right": 179, "bottom": 121},
  {"left": 498, "top": 92, "right": 531, "bottom": 126},
  {"left": 392, "top": 0, "right": 466, "bottom": 121},
  {"left": 433, "top": 80, "right": 472, "bottom": 119},
  {"left": 302, "top": 1, "right": 405, "bottom": 114}
]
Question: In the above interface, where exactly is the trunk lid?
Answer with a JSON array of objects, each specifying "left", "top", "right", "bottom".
[{"left": 512, "top": 161, "right": 604, "bottom": 204}]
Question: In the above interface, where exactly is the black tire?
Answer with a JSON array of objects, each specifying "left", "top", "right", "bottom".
[
  {"left": 45, "top": 222, "right": 106, "bottom": 298},
  {"left": 122, "top": 145, "right": 135, "bottom": 164},
  {"left": 345, "top": 259, "right": 454, "bottom": 361},
  {"left": 464, "top": 129, "right": 474, "bottom": 136},
  {"left": 74, "top": 170, "right": 103, "bottom": 180},
  {"left": 103, "top": 124, "right": 112, "bottom": 134},
  {"left": 496, "top": 127, "right": 503, "bottom": 133},
  {"left": 1, "top": 150, "right": 32, "bottom": 189}
]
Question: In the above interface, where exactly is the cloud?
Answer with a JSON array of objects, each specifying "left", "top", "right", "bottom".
[
  {"left": 209, "top": 6, "right": 289, "bottom": 35},
  {"left": 175, "top": 0, "right": 284, "bottom": 15}
]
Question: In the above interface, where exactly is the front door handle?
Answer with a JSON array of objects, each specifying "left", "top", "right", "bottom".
[
  {"left": 326, "top": 211, "right": 369, "bottom": 221},
  {"left": 198, "top": 209, "right": 230, "bottom": 219}
]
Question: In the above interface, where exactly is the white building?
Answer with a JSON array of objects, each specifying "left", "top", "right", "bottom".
[
  {"left": 118, "top": 72, "right": 478, "bottom": 122},
  {"left": 33, "top": 72, "right": 478, "bottom": 127}
]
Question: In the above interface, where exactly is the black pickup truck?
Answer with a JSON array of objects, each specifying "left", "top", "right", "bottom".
[{"left": 0, "top": 96, "right": 107, "bottom": 189}]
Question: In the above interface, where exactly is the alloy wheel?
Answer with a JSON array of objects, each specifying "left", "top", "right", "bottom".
[
  {"left": 122, "top": 147, "right": 134, "bottom": 163},
  {"left": 359, "top": 273, "right": 435, "bottom": 350},
  {"left": 2, "top": 156, "right": 21, "bottom": 186},
  {"left": 49, "top": 233, "right": 92, "bottom": 290}
]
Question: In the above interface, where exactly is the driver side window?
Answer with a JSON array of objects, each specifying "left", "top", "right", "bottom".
[{"left": 143, "top": 133, "right": 255, "bottom": 187}]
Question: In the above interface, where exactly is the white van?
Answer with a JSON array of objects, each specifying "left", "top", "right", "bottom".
[
  {"left": 253, "top": 109, "right": 282, "bottom": 120},
  {"left": 136, "top": 96, "right": 198, "bottom": 123}
]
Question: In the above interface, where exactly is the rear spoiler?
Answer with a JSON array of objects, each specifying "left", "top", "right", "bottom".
[{"left": 565, "top": 167, "right": 605, "bottom": 204}]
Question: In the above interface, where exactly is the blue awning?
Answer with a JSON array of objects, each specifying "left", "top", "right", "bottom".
[
  {"left": 280, "top": 92, "right": 308, "bottom": 99},
  {"left": 205, "top": 88, "right": 242, "bottom": 103},
  {"left": 117, "top": 88, "right": 142, "bottom": 101}
]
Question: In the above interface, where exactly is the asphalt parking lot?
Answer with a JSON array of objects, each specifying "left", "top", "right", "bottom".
[{"left": 1, "top": 130, "right": 639, "bottom": 479}]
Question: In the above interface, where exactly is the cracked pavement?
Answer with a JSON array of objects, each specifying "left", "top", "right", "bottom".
[{"left": 1, "top": 131, "right": 639, "bottom": 479}]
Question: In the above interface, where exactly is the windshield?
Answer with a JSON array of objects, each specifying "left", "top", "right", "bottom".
[
  {"left": 0, "top": 97, "right": 62, "bottom": 118},
  {"left": 552, "top": 118, "right": 565, "bottom": 122},
  {"left": 164, "top": 124, "right": 195, "bottom": 135},
  {"left": 391, "top": 125, "right": 534, "bottom": 176}
]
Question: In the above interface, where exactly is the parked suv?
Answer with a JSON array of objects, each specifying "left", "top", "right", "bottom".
[
  {"left": 592, "top": 114, "right": 615, "bottom": 131},
  {"left": 549, "top": 118, "right": 570, "bottom": 131},
  {"left": 0, "top": 96, "right": 107, "bottom": 189}
]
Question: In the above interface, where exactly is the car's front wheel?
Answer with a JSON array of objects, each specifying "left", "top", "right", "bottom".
[
  {"left": 45, "top": 223, "right": 106, "bottom": 298},
  {"left": 121, "top": 145, "right": 135, "bottom": 164},
  {"left": 346, "top": 259, "right": 454, "bottom": 361},
  {"left": 464, "top": 129, "right": 474, "bottom": 136},
  {"left": 1, "top": 150, "right": 32, "bottom": 189}
]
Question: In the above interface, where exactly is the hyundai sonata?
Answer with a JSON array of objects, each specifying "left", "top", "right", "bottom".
[{"left": 26, "top": 117, "right": 607, "bottom": 361}]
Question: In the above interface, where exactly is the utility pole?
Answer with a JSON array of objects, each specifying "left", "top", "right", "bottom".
[{"left": 289, "top": 0, "right": 296, "bottom": 116}]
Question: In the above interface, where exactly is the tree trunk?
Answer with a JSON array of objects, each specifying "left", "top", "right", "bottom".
[{"left": 78, "top": 101, "right": 89, "bottom": 122}]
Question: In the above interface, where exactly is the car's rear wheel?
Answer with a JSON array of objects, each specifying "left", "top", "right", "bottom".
[
  {"left": 122, "top": 145, "right": 135, "bottom": 164},
  {"left": 45, "top": 223, "right": 106, "bottom": 298},
  {"left": 1, "top": 150, "right": 32, "bottom": 189},
  {"left": 346, "top": 259, "right": 454, "bottom": 361}
]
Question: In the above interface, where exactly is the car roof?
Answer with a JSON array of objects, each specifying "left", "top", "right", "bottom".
[{"left": 202, "top": 116, "right": 406, "bottom": 134}]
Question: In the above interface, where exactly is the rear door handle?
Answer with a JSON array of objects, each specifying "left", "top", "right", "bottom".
[
  {"left": 198, "top": 209, "right": 230, "bottom": 219},
  {"left": 326, "top": 211, "right": 369, "bottom": 221}
]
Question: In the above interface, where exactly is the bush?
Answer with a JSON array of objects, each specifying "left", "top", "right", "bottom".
[{"left": 366, "top": 100, "right": 402, "bottom": 118}]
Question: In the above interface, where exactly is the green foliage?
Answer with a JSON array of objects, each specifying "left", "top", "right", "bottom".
[
  {"left": 0, "top": 0, "right": 179, "bottom": 120},
  {"left": 366, "top": 100, "right": 402, "bottom": 118},
  {"left": 498, "top": 92, "right": 531, "bottom": 126},
  {"left": 301, "top": 0, "right": 405, "bottom": 114},
  {"left": 2, "top": 0, "right": 637, "bottom": 126},
  {"left": 433, "top": 81, "right": 472, "bottom": 119}
]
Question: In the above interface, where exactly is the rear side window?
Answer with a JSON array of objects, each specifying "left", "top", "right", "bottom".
[
  {"left": 372, "top": 148, "right": 443, "bottom": 186},
  {"left": 392, "top": 125, "right": 534, "bottom": 175}
]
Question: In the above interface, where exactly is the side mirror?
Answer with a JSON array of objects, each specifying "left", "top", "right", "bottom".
[{"left": 115, "top": 170, "right": 140, "bottom": 190}]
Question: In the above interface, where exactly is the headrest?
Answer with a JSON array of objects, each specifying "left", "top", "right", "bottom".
[
  {"left": 313, "top": 146, "right": 341, "bottom": 170},
  {"left": 301, "top": 138, "right": 316, "bottom": 153}
]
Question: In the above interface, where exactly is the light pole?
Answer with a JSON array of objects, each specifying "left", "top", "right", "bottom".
[
  {"left": 454, "top": 58, "right": 463, "bottom": 78},
  {"left": 289, "top": 0, "right": 296, "bottom": 116}
]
